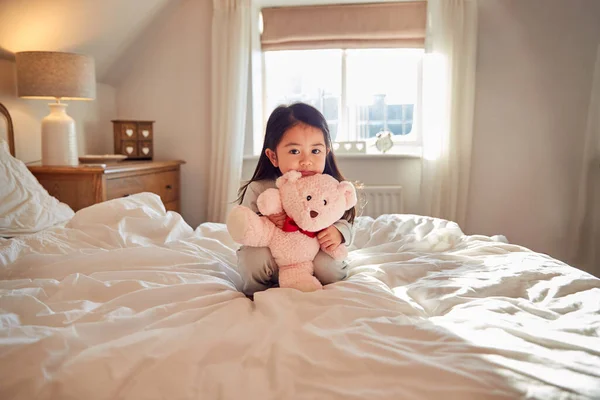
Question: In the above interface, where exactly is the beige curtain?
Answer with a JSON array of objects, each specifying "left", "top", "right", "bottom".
[
  {"left": 419, "top": 0, "right": 478, "bottom": 228},
  {"left": 570, "top": 43, "right": 600, "bottom": 275},
  {"left": 206, "top": 0, "right": 252, "bottom": 223},
  {"left": 261, "top": 1, "right": 426, "bottom": 50}
]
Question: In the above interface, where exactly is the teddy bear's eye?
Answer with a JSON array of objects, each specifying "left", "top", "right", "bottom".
[
  {"left": 306, "top": 195, "right": 312, "bottom": 201},
  {"left": 324, "top": 200, "right": 327, "bottom": 206}
]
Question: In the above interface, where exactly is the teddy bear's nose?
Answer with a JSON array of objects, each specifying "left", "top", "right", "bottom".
[{"left": 310, "top": 210, "right": 319, "bottom": 218}]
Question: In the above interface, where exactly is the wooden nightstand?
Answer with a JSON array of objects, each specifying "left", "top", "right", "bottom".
[{"left": 27, "top": 160, "right": 185, "bottom": 212}]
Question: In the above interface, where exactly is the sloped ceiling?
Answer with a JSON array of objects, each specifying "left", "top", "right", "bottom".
[
  {"left": 0, "top": 0, "right": 173, "bottom": 83},
  {"left": 0, "top": 0, "right": 415, "bottom": 85}
]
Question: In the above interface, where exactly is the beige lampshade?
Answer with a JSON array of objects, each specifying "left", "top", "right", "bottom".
[{"left": 15, "top": 51, "right": 96, "bottom": 100}]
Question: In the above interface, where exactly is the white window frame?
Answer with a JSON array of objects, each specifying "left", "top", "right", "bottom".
[{"left": 250, "top": 48, "right": 423, "bottom": 157}]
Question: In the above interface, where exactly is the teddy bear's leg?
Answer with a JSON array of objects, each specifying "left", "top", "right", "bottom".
[
  {"left": 227, "top": 205, "right": 275, "bottom": 247},
  {"left": 279, "top": 261, "right": 322, "bottom": 292}
]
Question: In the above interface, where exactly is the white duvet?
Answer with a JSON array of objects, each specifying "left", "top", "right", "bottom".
[
  {"left": 0, "top": 139, "right": 74, "bottom": 237},
  {"left": 0, "top": 193, "right": 599, "bottom": 400}
]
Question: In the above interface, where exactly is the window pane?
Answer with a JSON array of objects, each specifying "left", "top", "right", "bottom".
[
  {"left": 264, "top": 50, "right": 342, "bottom": 133},
  {"left": 369, "top": 123, "right": 384, "bottom": 137},
  {"left": 388, "top": 123, "right": 403, "bottom": 136},
  {"left": 404, "top": 104, "right": 414, "bottom": 121},
  {"left": 322, "top": 96, "right": 339, "bottom": 120},
  {"left": 345, "top": 49, "right": 422, "bottom": 140},
  {"left": 328, "top": 122, "right": 338, "bottom": 142},
  {"left": 387, "top": 104, "right": 403, "bottom": 120},
  {"left": 369, "top": 95, "right": 385, "bottom": 120}
]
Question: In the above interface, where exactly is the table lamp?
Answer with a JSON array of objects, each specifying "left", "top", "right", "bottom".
[{"left": 15, "top": 51, "right": 96, "bottom": 166}]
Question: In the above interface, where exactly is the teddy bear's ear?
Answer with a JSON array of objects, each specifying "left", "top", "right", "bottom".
[
  {"left": 339, "top": 181, "right": 357, "bottom": 209},
  {"left": 276, "top": 170, "right": 302, "bottom": 188}
]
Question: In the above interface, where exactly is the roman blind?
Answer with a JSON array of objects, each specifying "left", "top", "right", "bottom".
[{"left": 261, "top": 1, "right": 427, "bottom": 50}]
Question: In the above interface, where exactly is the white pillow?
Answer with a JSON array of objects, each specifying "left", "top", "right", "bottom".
[{"left": 0, "top": 139, "right": 74, "bottom": 236}]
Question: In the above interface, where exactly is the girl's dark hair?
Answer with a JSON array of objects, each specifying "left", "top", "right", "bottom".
[{"left": 238, "top": 102, "right": 356, "bottom": 224}]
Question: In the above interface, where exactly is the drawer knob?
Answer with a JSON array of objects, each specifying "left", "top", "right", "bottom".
[
  {"left": 166, "top": 185, "right": 172, "bottom": 190},
  {"left": 123, "top": 194, "right": 130, "bottom": 197}
]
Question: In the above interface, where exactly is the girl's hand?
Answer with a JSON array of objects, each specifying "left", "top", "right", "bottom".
[
  {"left": 267, "top": 212, "right": 287, "bottom": 229},
  {"left": 317, "top": 226, "right": 343, "bottom": 251}
]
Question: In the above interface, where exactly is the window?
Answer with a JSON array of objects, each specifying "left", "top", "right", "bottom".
[
  {"left": 263, "top": 48, "right": 423, "bottom": 151},
  {"left": 264, "top": 49, "right": 342, "bottom": 140}
]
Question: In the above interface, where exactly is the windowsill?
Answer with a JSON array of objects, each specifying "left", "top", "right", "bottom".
[
  {"left": 336, "top": 151, "right": 421, "bottom": 160},
  {"left": 243, "top": 146, "right": 422, "bottom": 161}
]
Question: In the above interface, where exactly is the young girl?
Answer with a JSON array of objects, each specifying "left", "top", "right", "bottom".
[{"left": 237, "top": 102, "right": 356, "bottom": 296}]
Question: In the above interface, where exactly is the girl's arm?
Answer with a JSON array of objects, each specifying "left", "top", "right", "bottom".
[
  {"left": 333, "top": 219, "right": 353, "bottom": 245},
  {"left": 241, "top": 181, "right": 267, "bottom": 214}
]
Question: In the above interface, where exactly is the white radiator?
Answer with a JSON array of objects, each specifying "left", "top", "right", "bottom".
[{"left": 358, "top": 185, "right": 404, "bottom": 218}]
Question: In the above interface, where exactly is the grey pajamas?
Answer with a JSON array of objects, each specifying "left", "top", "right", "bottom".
[
  {"left": 237, "top": 179, "right": 354, "bottom": 296},
  {"left": 238, "top": 246, "right": 348, "bottom": 296}
]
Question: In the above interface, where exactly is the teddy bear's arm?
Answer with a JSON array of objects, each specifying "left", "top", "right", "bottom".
[
  {"left": 256, "top": 188, "right": 283, "bottom": 216},
  {"left": 226, "top": 205, "right": 276, "bottom": 247}
]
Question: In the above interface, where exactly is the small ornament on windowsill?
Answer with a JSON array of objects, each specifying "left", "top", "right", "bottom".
[
  {"left": 332, "top": 141, "right": 367, "bottom": 154},
  {"left": 375, "top": 130, "right": 394, "bottom": 153}
]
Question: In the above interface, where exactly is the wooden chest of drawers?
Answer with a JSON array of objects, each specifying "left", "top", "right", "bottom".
[{"left": 27, "top": 160, "right": 185, "bottom": 212}]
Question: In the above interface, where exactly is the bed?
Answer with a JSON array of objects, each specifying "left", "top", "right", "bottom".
[{"left": 1, "top": 111, "right": 599, "bottom": 399}]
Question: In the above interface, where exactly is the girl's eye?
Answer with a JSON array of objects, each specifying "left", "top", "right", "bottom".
[
  {"left": 324, "top": 200, "right": 327, "bottom": 206},
  {"left": 312, "top": 149, "right": 321, "bottom": 154},
  {"left": 289, "top": 149, "right": 299, "bottom": 155},
  {"left": 307, "top": 195, "right": 312, "bottom": 201}
]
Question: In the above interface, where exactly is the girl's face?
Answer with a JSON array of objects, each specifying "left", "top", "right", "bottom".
[{"left": 266, "top": 123, "right": 329, "bottom": 176}]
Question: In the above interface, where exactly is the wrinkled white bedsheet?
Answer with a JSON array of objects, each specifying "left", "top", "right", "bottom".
[{"left": 0, "top": 193, "right": 599, "bottom": 400}]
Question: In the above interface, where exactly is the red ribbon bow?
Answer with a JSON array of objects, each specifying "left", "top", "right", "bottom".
[{"left": 281, "top": 216, "right": 318, "bottom": 238}]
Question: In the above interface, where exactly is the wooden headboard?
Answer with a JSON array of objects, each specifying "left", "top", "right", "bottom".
[{"left": 0, "top": 103, "right": 15, "bottom": 157}]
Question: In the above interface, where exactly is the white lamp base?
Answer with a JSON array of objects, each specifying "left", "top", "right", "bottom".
[{"left": 41, "top": 102, "right": 78, "bottom": 166}]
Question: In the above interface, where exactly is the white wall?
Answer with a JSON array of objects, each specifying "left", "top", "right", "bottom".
[
  {"left": 467, "top": 0, "right": 600, "bottom": 268},
  {"left": 0, "top": 0, "right": 172, "bottom": 82},
  {"left": 113, "top": 0, "right": 211, "bottom": 228},
  {"left": 0, "top": 59, "right": 116, "bottom": 162}
]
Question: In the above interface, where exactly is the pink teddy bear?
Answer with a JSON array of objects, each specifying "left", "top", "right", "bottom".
[{"left": 227, "top": 170, "right": 357, "bottom": 292}]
